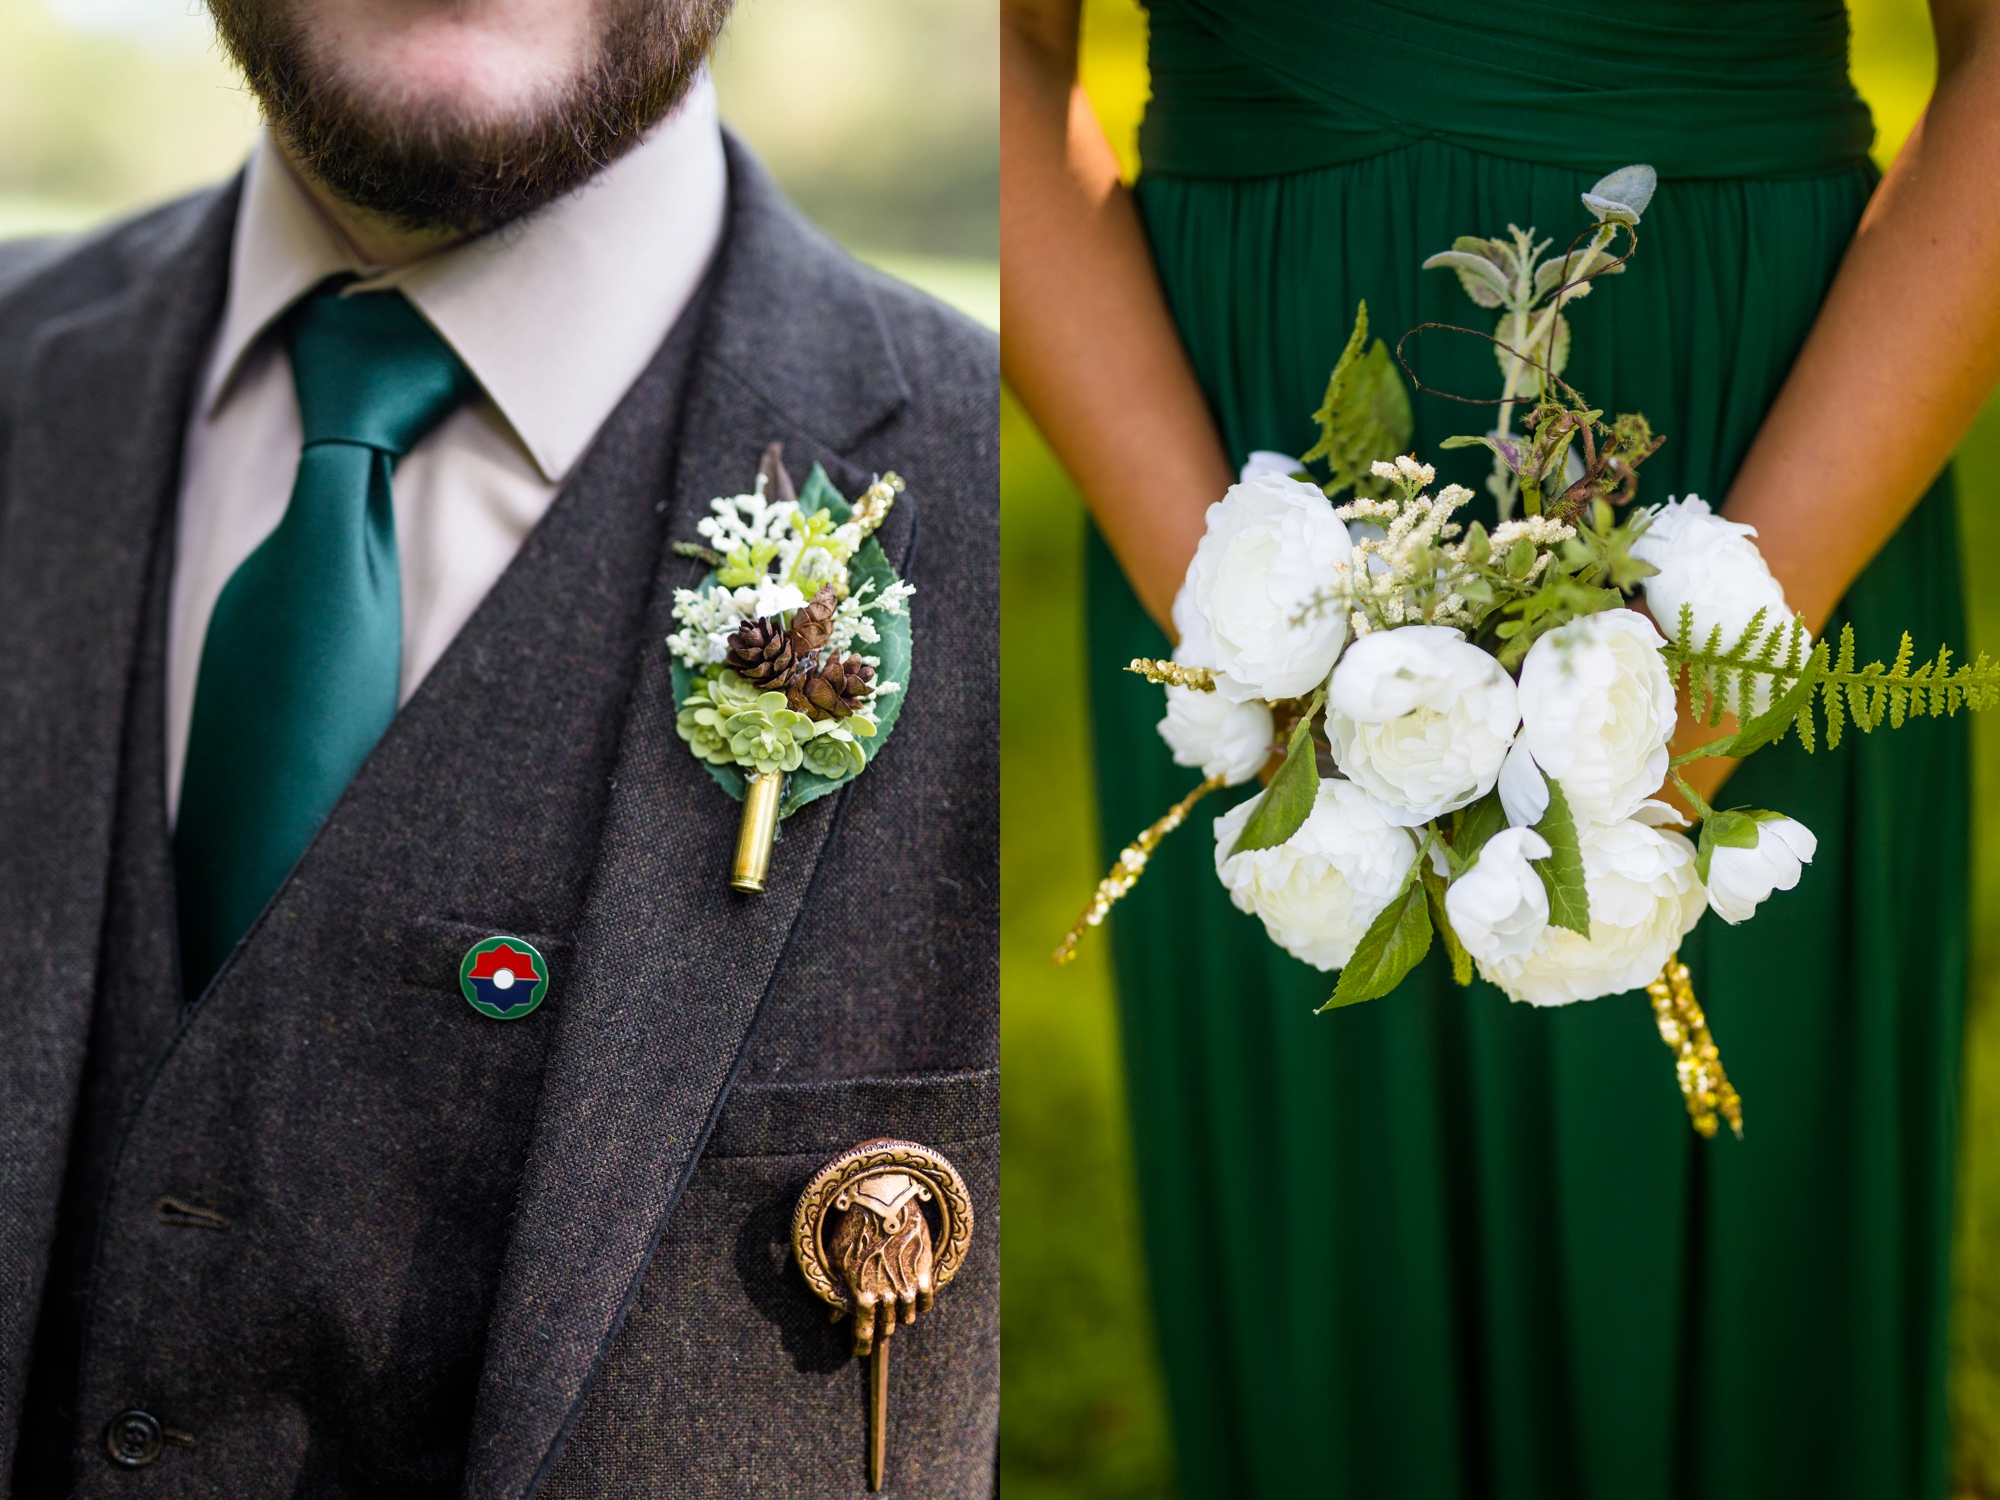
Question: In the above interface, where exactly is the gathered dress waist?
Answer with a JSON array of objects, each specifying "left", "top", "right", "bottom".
[{"left": 1140, "top": 0, "right": 1876, "bottom": 180}]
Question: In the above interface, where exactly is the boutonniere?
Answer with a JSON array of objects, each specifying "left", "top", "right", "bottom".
[{"left": 668, "top": 443, "right": 914, "bottom": 892}]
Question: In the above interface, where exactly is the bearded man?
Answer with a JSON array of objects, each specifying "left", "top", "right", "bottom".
[{"left": 0, "top": 1, "right": 997, "bottom": 1493}]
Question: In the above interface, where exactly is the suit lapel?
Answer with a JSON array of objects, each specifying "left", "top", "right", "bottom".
[
  {"left": 461, "top": 141, "right": 913, "bottom": 1499},
  {"left": 0, "top": 188, "right": 237, "bottom": 1440}
]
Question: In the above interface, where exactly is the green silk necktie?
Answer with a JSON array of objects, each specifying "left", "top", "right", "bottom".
[{"left": 175, "top": 288, "right": 476, "bottom": 996}]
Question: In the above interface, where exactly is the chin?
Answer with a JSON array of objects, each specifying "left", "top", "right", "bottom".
[{"left": 304, "top": 0, "right": 595, "bottom": 123}]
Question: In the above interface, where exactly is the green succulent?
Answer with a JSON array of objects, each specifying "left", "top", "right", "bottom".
[
  {"left": 722, "top": 692, "right": 815, "bottom": 775},
  {"left": 705, "top": 667, "right": 762, "bottom": 713},
  {"left": 800, "top": 722, "right": 868, "bottom": 780}
]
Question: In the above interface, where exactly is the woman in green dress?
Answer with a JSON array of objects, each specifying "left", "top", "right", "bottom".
[{"left": 1004, "top": 1, "right": 2000, "bottom": 1495}]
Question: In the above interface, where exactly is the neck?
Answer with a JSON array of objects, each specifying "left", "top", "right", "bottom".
[{"left": 276, "top": 141, "right": 470, "bottom": 270}]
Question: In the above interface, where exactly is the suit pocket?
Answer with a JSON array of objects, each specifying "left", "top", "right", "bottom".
[
  {"left": 542, "top": 1067, "right": 999, "bottom": 1499},
  {"left": 702, "top": 1066, "right": 997, "bottom": 1160}
]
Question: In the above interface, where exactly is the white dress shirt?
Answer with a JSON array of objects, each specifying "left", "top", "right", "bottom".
[{"left": 167, "top": 76, "right": 728, "bottom": 818}]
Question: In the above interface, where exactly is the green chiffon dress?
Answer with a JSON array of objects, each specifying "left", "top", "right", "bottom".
[{"left": 1086, "top": 4, "right": 1970, "bottom": 1497}]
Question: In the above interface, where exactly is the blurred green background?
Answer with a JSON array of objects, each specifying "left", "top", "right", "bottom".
[
  {"left": 999, "top": 3, "right": 2000, "bottom": 1498},
  {"left": 0, "top": 0, "right": 998, "bottom": 326}
]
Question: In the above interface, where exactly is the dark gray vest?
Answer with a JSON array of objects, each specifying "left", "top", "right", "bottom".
[{"left": 13, "top": 270, "right": 709, "bottom": 1495}]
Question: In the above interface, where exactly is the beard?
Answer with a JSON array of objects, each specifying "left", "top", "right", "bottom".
[{"left": 207, "top": 0, "right": 732, "bottom": 236}]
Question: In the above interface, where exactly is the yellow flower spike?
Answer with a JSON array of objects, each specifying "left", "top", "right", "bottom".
[
  {"left": 1054, "top": 775, "right": 1226, "bottom": 966},
  {"left": 1647, "top": 954, "right": 1743, "bottom": 1140}
]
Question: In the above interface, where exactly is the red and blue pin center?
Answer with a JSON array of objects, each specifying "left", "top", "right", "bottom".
[{"left": 460, "top": 939, "right": 549, "bottom": 1018}]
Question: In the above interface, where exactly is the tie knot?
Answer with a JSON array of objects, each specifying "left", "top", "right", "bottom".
[{"left": 287, "top": 289, "right": 477, "bottom": 456}]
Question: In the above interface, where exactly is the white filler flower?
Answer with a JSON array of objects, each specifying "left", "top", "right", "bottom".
[
  {"left": 1174, "top": 471, "right": 1353, "bottom": 703},
  {"left": 1158, "top": 687, "right": 1275, "bottom": 786},
  {"left": 1706, "top": 815, "right": 1817, "bottom": 924},
  {"left": 1326, "top": 626, "right": 1521, "bottom": 826},
  {"left": 1515, "top": 609, "right": 1676, "bottom": 826},
  {"left": 1481, "top": 819, "right": 1706, "bottom": 1006},
  {"left": 1213, "top": 778, "right": 1417, "bottom": 970},
  {"left": 1444, "top": 826, "right": 1552, "bottom": 965}
]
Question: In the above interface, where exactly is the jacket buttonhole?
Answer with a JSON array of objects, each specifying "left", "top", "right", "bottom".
[{"left": 155, "top": 1195, "right": 230, "bottom": 1232}]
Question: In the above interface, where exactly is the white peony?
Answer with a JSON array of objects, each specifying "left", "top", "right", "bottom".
[
  {"left": 1173, "top": 471, "right": 1353, "bottom": 703},
  {"left": 1480, "top": 819, "right": 1706, "bottom": 1006},
  {"left": 1326, "top": 626, "right": 1521, "bottom": 827},
  {"left": 1444, "top": 827, "right": 1552, "bottom": 965},
  {"left": 1514, "top": 609, "right": 1676, "bottom": 827},
  {"left": 1632, "top": 495, "right": 1803, "bottom": 714},
  {"left": 1212, "top": 778, "right": 1418, "bottom": 970},
  {"left": 1158, "top": 686, "right": 1275, "bottom": 786},
  {"left": 1239, "top": 450, "right": 1305, "bottom": 483},
  {"left": 1633, "top": 495, "right": 1797, "bottom": 648},
  {"left": 1705, "top": 815, "right": 1816, "bottom": 924}
]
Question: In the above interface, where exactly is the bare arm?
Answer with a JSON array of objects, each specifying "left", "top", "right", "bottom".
[
  {"left": 1666, "top": 0, "right": 2000, "bottom": 807},
  {"left": 1001, "top": 0, "right": 1232, "bottom": 634}
]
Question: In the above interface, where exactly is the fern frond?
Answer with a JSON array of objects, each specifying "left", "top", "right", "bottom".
[{"left": 1662, "top": 618, "right": 2000, "bottom": 757}]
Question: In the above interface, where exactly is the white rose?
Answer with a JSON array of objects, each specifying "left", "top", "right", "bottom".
[
  {"left": 1481, "top": 818, "right": 1706, "bottom": 1006},
  {"left": 1173, "top": 471, "right": 1353, "bottom": 703},
  {"left": 1212, "top": 778, "right": 1417, "bottom": 970},
  {"left": 1515, "top": 609, "right": 1676, "bottom": 826},
  {"left": 1706, "top": 815, "right": 1816, "bottom": 924},
  {"left": 1326, "top": 626, "right": 1521, "bottom": 827},
  {"left": 1444, "top": 826, "right": 1552, "bottom": 964},
  {"left": 1158, "top": 687, "right": 1275, "bottom": 786}
]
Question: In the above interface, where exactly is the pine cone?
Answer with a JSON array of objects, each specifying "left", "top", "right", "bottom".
[
  {"left": 793, "top": 654, "right": 876, "bottom": 720},
  {"left": 725, "top": 614, "right": 795, "bottom": 689},
  {"left": 787, "top": 585, "right": 838, "bottom": 656}
]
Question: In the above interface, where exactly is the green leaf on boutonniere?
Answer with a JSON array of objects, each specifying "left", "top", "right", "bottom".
[
  {"left": 1228, "top": 690, "right": 1324, "bottom": 857},
  {"left": 1531, "top": 772, "right": 1591, "bottom": 937},
  {"left": 1323, "top": 861, "right": 1433, "bottom": 1010}
]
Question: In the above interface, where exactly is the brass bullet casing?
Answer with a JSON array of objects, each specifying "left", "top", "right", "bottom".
[{"left": 731, "top": 771, "right": 783, "bottom": 893}]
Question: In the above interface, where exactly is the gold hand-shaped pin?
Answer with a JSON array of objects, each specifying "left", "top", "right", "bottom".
[{"left": 794, "top": 1140, "right": 973, "bottom": 1492}]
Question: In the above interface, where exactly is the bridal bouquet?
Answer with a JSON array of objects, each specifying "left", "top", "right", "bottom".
[{"left": 1060, "top": 168, "right": 1999, "bottom": 1135}]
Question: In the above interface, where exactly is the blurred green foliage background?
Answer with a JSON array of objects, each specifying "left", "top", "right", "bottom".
[
  {"left": 998, "top": 2, "right": 2000, "bottom": 1497},
  {"left": 0, "top": 0, "right": 998, "bottom": 326}
]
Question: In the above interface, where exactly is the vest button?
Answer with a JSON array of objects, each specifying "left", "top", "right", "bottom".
[{"left": 104, "top": 1410, "right": 164, "bottom": 1467}]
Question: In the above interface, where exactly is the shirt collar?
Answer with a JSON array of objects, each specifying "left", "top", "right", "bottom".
[{"left": 202, "top": 73, "right": 727, "bottom": 484}]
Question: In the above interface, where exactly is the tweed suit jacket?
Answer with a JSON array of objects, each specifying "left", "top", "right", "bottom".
[{"left": 0, "top": 137, "right": 998, "bottom": 1497}]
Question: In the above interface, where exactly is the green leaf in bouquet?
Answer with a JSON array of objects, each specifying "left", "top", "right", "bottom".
[
  {"left": 1693, "top": 808, "right": 1764, "bottom": 884},
  {"left": 1447, "top": 790, "right": 1509, "bottom": 872},
  {"left": 1420, "top": 859, "right": 1474, "bottom": 987},
  {"left": 1302, "top": 303, "right": 1415, "bottom": 499},
  {"left": 1228, "top": 691, "right": 1324, "bottom": 857},
  {"left": 1531, "top": 773, "right": 1591, "bottom": 936},
  {"left": 1322, "top": 867, "right": 1433, "bottom": 1010}
]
